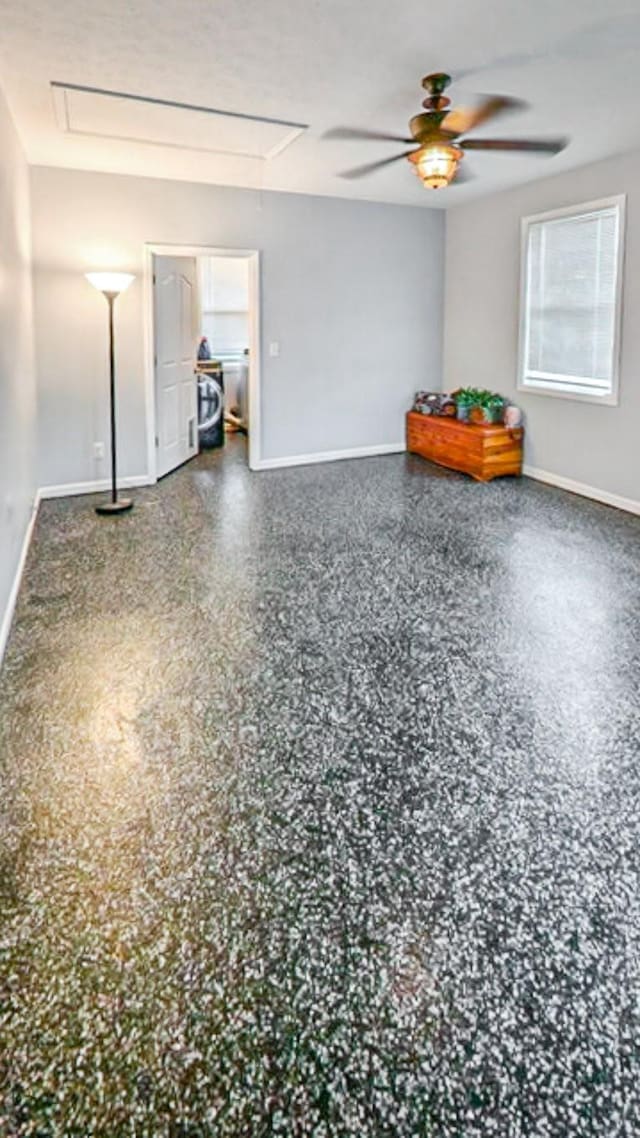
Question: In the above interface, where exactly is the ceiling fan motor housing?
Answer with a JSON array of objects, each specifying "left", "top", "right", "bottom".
[{"left": 410, "top": 112, "right": 449, "bottom": 143}]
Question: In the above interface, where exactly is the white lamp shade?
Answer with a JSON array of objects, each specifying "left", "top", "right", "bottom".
[{"left": 85, "top": 272, "right": 135, "bottom": 295}]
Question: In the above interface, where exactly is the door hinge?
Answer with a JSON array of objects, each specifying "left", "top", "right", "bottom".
[
  {"left": 153, "top": 273, "right": 156, "bottom": 285},
  {"left": 154, "top": 353, "right": 158, "bottom": 367},
  {"left": 155, "top": 434, "right": 159, "bottom": 448}
]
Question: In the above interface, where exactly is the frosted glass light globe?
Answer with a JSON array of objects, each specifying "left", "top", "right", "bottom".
[{"left": 85, "top": 272, "right": 135, "bottom": 295}]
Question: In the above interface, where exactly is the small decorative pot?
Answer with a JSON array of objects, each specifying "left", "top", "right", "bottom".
[
  {"left": 471, "top": 404, "right": 503, "bottom": 424},
  {"left": 487, "top": 406, "right": 505, "bottom": 424},
  {"left": 504, "top": 404, "right": 523, "bottom": 429},
  {"left": 456, "top": 404, "right": 470, "bottom": 421}
]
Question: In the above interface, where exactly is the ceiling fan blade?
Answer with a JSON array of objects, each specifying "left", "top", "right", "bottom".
[
  {"left": 441, "top": 95, "right": 526, "bottom": 137},
  {"left": 325, "top": 126, "right": 414, "bottom": 144},
  {"left": 460, "top": 137, "right": 568, "bottom": 154},
  {"left": 339, "top": 150, "right": 417, "bottom": 179}
]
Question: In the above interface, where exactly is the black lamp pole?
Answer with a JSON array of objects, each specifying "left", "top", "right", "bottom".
[{"left": 95, "top": 288, "right": 133, "bottom": 516}]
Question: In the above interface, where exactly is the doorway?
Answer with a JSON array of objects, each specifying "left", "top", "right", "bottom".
[{"left": 144, "top": 244, "right": 261, "bottom": 481}]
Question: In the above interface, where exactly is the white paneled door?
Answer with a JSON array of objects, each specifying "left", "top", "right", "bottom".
[{"left": 153, "top": 255, "right": 199, "bottom": 479}]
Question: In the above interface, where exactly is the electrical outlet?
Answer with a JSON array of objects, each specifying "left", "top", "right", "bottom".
[{"left": 93, "top": 442, "right": 105, "bottom": 460}]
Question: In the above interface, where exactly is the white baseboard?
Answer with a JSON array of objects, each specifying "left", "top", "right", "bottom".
[
  {"left": 39, "top": 474, "right": 153, "bottom": 500},
  {"left": 253, "top": 442, "right": 406, "bottom": 471},
  {"left": 523, "top": 464, "right": 640, "bottom": 516},
  {"left": 0, "top": 489, "right": 41, "bottom": 668}
]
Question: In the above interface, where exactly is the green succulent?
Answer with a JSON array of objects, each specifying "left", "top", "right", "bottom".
[{"left": 454, "top": 387, "right": 505, "bottom": 409}]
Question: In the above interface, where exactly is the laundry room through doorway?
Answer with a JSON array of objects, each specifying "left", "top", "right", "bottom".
[
  {"left": 197, "top": 255, "right": 249, "bottom": 451},
  {"left": 147, "top": 245, "right": 260, "bottom": 481}
]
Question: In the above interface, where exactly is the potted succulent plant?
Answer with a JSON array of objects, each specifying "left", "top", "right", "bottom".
[
  {"left": 470, "top": 391, "right": 506, "bottom": 424},
  {"left": 454, "top": 387, "right": 506, "bottom": 424},
  {"left": 454, "top": 387, "right": 480, "bottom": 421}
]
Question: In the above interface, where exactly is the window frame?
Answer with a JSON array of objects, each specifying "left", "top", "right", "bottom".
[{"left": 517, "top": 195, "right": 626, "bottom": 407}]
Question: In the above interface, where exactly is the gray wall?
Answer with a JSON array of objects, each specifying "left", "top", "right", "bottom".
[
  {"left": 30, "top": 168, "right": 445, "bottom": 487},
  {"left": 0, "top": 88, "right": 37, "bottom": 652},
  {"left": 443, "top": 149, "right": 640, "bottom": 504}
]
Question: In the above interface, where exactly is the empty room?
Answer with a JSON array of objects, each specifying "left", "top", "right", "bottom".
[{"left": 0, "top": 1, "right": 639, "bottom": 1134}]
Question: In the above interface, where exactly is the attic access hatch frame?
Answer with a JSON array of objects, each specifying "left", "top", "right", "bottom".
[{"left": 51, "top": 82, "right": 308, "bottom": 159}]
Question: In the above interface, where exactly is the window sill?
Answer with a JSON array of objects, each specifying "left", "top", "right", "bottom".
[{"left": 517, "top": 379, "right": 619, "bottom": 407}]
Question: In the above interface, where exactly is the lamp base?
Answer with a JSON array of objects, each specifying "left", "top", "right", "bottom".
[{"left": 95, "top": 498, "right": 133, "bottom": 516}]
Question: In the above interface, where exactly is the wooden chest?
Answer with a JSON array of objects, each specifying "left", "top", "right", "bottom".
[{"left": 406, "top": 411, "right": 523, "bottom": 482}]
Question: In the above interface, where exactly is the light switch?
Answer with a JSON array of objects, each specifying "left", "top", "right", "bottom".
[{"left": 269, "top": 341, "right": 280, "bottom": 357}]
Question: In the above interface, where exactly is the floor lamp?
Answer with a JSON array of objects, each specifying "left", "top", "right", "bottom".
[{"left": 85, "top": 272, "right": 135, "bottom": 515}]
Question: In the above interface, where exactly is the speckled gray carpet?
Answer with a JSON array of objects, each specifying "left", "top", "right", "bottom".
[{"left": 1, "top": 438, "right": 640, "bottom": 1136}]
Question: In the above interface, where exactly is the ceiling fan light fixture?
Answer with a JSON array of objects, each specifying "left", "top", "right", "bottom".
[
  {"left": 334, "top": 71, "right": 566, "bottom": 185},
  {"left": 409, "top": 143, "right": 463, "bottom": 189}
]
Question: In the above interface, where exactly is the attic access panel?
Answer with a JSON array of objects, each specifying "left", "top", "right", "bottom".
[{"left": 52, "top": 82, "right": 307, "bottom": 159}]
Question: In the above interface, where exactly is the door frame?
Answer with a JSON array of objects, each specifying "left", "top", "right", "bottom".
[{"left": 143, "top": 243, "right": 262, "bottom": 480}]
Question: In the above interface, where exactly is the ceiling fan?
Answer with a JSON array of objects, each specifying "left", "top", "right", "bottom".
[{"left": 328, "top": 73, "right": 567, "bottom": 189}]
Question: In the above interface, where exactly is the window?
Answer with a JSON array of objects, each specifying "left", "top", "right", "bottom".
[
  {"left": 518, "top": 196, "right": 625, "bottom": 404},
  {"left": 198, "top": 256, "right": 250, "bottom": 361}
]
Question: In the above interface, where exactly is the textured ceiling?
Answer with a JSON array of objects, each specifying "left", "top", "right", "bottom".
[{"left": 1, "top": 0, "right": 640, "bottom": 207}]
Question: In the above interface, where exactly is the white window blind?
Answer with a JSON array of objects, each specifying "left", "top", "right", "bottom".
[{"left": 519, "top": 197, "right": 625, "bottom": 404}]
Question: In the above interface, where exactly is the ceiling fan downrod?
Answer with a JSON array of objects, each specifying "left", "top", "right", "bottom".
[{"left": 421, "top": 72, "right": 452, "bottom": 112}]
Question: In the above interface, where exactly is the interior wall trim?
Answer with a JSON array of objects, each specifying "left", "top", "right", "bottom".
[
  {"left": 0, "top": 489, "right": 41, "bottom": 668},
  {"left": 523, "top": 464, "right": 640, "bottom": 516},
  {"left": 254, "top": 442, "right": 406, "bottom": 471},
  {"left": 40, "top": 474, "right": 153, "bottom": 500}
]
